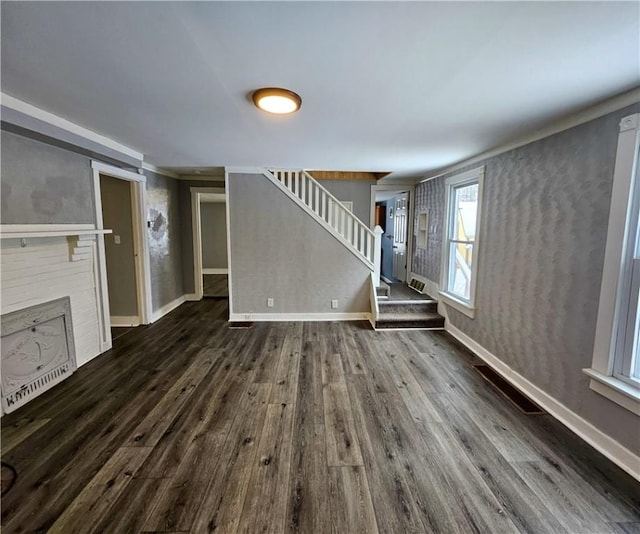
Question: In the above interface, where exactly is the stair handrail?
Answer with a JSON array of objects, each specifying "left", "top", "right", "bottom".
[{"left": 267, "top": 169, "right": 382, "bottom": 283}]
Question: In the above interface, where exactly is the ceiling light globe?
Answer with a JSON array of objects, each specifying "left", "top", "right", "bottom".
[{"left": 252, "top": 88, "right": 301, "bottom": 115}]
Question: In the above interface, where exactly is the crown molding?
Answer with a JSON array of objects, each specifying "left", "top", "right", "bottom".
[
  {"left": 141, "top": 162, "right": 180, "bottom": 179},
  {"left": 1, "top": 93, "right": 143, "bottom": 161},
  {"left": 418, "top": 87, "right": 640, "bottom": 184}
]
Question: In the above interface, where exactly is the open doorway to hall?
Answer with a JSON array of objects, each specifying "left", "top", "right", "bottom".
[
  {"left": 99, "top": 174, "right": 141, "bottom": 330},
  {"left": 191, "top": 187, "right": 228, "bottom": 301},
  {"left": 375, "top": 190, "right": 410, "bottom": 284}
]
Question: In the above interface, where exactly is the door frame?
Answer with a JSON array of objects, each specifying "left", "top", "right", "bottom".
[
  {"left": 191, "top": 187, "right": 226, "bottom": 301},
  {"left": 370, "top": 184, "right": 415, "bottom": 283},
  {"left": 92, "top": 161, "right": 152, "bottom": 352}
]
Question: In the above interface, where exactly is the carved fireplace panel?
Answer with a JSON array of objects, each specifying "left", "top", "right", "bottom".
[{"left": 1, "top": 297, "right": 76, "bottom": 413}]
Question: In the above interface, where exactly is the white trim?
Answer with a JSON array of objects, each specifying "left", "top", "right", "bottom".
[
  {"left": 369, "top": 184, "right": 416, "bottom": 282},
  {"left": 438, "top": 291, "right": 476, "bottom": 319},
  {"left": 440, "top": 166, "right": 485, "bottom": 316},
  {"left": 93, "top": 161, "right": 153, "bottom": 341},
  {"left": 225, "top": 166, "right": 266, "bottom": 174},
  {"left": 203, "top": 268, "right": 228, "bottom": 275},
  {"left": 141, "top": 163, "right": 179, "bottom": 179},
  {"left": 91, "top": 161, "right": 144, "bottom": 182},
  {"left": 150, "top": 295, "right": 186, "bottom": 323},
  {"left": 369, "top": 273, "right": 379, "bottom": 329},
  {"left": 190, "top": 187, "right": 226, "bottom": 302},
  {"left": 0, "top": 223, "right": 95, "bottom": 233},
  {"left": 419, "top": 88, "right": 640, "bottom": 184},
  {"left": 225, "top": 171, "right": 234, "bottom": 318},
  {"left": 1, "top": 229, "right": 111, "bottom": 240},
  {"left": 185, "top": 293, "right": 199, "bottom": 302},
  {"left": 110, "top": 316, "right": 141, "bottom": 328},
  {"left": 583, "top": 369, "right": 640, "bottom": 415},
  {"left": 1, "top": 94, "right": 144, "bottom": 160},
  {"left": 229, "top": 312, "right": 371, "bottom": 322},
  {"left": 588, "top": 113, "right": 640, "bottom": 413},
  {"left": 447, "top": 323, "right": 640, "bottom": 482}
]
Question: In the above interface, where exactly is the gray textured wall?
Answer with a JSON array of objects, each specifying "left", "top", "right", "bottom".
[
  {"left": 200, "top": 202, "right": 227, "bottom": 269},
  {"left": 179, "top": 180, "right": 226, "bottom": 294},
  {"left": 228, "top": 173, "right": 371, "bottom": 314},
  {"left": 146, "top": 170, "right": 184, "bottom": 311},
  {"left": 318, "top": 179, "right": 375, "bottom": 225},
  {"left": 413, "top": 103, "right": 640, "bottom": 454},
  {"left": 100, "top": 175, "right": 138, "bottom": 317},
  {"left": 1, "top": 130, "right": 94, "bottom": 224}
]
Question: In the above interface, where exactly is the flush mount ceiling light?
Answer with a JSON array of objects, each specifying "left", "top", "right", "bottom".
[{"left": 252, "top": 87, "right": 301, "bottom": 115}]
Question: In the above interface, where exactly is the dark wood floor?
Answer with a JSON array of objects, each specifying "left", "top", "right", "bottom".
[
  {"left": 203, "top": 274, "right": 228, "bottom": 298},
  {"left": 1, "top": 300, "right": 639, "bottom": 533}
]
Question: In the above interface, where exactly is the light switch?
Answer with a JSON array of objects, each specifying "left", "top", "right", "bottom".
[{"left": 114, "top": 235, "right": 121, "bottom": 244}]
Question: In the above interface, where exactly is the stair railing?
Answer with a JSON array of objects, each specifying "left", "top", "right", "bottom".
[{"left": 269, "top": 169, "right": 382, "bottom": 285}]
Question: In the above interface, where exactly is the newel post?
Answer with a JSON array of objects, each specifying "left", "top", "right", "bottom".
[{"left": 373, "top": 225, "right": 383, "bottom": 287}]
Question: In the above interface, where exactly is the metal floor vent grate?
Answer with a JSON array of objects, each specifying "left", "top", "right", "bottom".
[
  {"left": 408, "top": 278, "right": 427, "bottom": 294},
  {"left": 473, "top": 364, "right": 545, "bottom": 415},
  {"left": 228, "top": 322, "right": 254, "bottom": 329}
]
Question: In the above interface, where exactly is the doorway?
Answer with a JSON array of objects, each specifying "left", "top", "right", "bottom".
[
  {"left": 100, "top": 175, "right": 140, "bottom": 326},
  {"left": 92, "top": 161, "right": 152, "bottom": 353},
  {"left": 191, "top": 187, "right": 227, "bottom": 301},
  {"left": 370, "top": 184, "right": 415, "bottom": 285},
  {"left": 200, "top": 197, "right": 228, "bottom": 298}
]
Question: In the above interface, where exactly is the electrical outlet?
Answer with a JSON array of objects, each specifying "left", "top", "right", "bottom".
[
  {"left": 331, "top": 299, "right": 338, "bottom": 309},
  {"left": 267, "top": 297, "right": 274, "bottom": 308},
  {"left": 114, "top": 235, "right": 121, "bottom": 244}
]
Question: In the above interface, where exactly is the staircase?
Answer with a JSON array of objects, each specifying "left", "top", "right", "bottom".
[
  {"left": 268, "top": 169, "right": 383, "bottom": 284},
  {"left": 371, "top": 280, "right": 446, "bottom": 330}
]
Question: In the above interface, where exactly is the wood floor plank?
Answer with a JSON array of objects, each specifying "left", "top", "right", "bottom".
[
  {"left": 430, "top": 392, "right": 570, "bottom": 534},
  {"left": 0, "top": 417, "right": 51, "bottom": 454},
  {"left": 383, "top": 348, "right": 442, "bottom": 424},
  {"left": 124, "top": 348, "right": 217, "bottom": 447},
  {"left": 321, "top": 352, "right": 346, "bottom": 385},
  {"left": 270, "top": 323, "right": 303, "bottom": 404},
  {"left": 191, "top": 383, "right": 272, "bottom": 534},
  {"left": 286, "top": 326, "right": 331, "bottom": 533},
  {"left": 512, "top": 460, "right": 620, "bottom": 533},
  {"left": 237, "top": 402, "right": 295, "bottom": 534},
  {"left": 91, "top": 477, "right": 166, "bottom": 534},
  {"left": 141, "top": 431, "right": 228, "bottom": 532},
  {"left": 323, "top": 382, "right": 364, "bottom": 467},
  {"left": 328, "top": 465, "right": 379, "bottom": 534},
  {"left": 48, "top": 446, "right": 151, "bottom": 534}
]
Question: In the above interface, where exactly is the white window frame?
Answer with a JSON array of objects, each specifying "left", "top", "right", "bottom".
[
  {"left": 439, "top": 166, "right": 485, "bottom": 318},
  {"left": 584, "top": 113, "right": 640, "bottom": 415}
]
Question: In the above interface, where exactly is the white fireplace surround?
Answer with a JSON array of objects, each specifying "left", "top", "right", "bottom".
[{"left": 0, "top": 224, "right": 113, "bottom": 414}]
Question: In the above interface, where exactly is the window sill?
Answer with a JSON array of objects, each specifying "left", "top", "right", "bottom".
[
  {"left": 438, "top": 291, "right": 475, "bottom": 319},
  {"left": 582, "top": 368, "right": 640, "bottom": 415}
]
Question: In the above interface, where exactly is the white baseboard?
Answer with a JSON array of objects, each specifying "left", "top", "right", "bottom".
[
  {"left": 229, "top": 312, "right": 371, "bottom": 322},
  {"left": 203, "top": 268, "right": 228, "bottom": 275},
  {"left": 446, "top": 323, "right": 640, "bottom": 482},
  {"left": 150, "top": 295, "right": 186, "bottom": 323},
  {"left": 110, "top": 316, "right": 140, "bottom": 327},
  {"left": 184, "top": 293, "right": 200, "bottom": 301}
]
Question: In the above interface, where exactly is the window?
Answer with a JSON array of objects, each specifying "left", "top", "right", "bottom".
[
  {"left": 440, "top": 166, "right": 484, "bottom": 317},
  {"left": 416, "top": 210, "right": 429, "bottom": 249},
  {"left": 585, "top": 113, "right": 640, "bottom": 414}
]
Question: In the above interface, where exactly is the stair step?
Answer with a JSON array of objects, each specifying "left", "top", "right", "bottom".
[
  {"left": 376, "top": 282, "right": 391, "bottom": 297},
  {"left": 378, "top": 300, "right": 438, "bottom": 314},
  {"left": 375, "top": 313, "right": 445, "bottom": 330}
]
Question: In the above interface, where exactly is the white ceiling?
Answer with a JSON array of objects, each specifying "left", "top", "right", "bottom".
[{"left": 1, "top": 2, "right": 638, "bottom": 180}]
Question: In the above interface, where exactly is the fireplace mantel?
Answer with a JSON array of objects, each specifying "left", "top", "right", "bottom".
[{"left": 0, "top": 224, "right": 112, "bottom": 240}]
